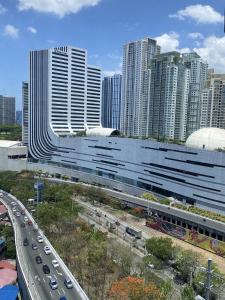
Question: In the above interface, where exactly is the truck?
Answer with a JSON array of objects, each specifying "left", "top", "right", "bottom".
[{"left": 125, "top": 226, "right": 142, "bottom": 239}]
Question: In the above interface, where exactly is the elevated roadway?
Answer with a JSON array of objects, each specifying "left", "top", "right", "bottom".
[{"left": 0, "top": 190, "right": 89, "bottom": 300}]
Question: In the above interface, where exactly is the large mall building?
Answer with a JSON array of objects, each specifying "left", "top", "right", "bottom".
[{"left": 20, "top": 46, "right": 225, "bottom": 215}]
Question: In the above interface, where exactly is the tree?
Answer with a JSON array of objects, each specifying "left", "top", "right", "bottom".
[
  {"left": 109, "top": 240, "right": 134, "bottom": 277},
  {"left": 108, "top": 276, "right": 163, "bottom": 300},
  {"left": 175, "top": 250, "right": 200, "bottom": 283},
  {"left": 181, "top": 286, "right": 195, "bottom": 300},
  {"left": 145, "top": 237, "right": 174, "bottom": 262}
]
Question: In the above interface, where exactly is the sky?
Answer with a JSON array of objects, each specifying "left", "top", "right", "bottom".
[{"left": 0, "top": 0, "right": 224, "bottom": 110}]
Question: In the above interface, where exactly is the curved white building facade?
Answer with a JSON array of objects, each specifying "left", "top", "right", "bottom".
[{"left": 28, "top": 46, "right": 225, "bottom": 216}]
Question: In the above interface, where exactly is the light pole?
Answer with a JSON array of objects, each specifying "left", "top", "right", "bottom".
[{"left": 205, "top": 258, "right": 213, "bottom": 300}]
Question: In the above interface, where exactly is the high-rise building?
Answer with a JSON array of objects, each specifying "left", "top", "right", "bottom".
[
  {"left": 148, "top": 52, "right": 190, "bottom": 140},
  {"left": 102, "top": 74, "right": 122, "bottom": 129},
  {"left": 120, "top": 38, "right": 160, "bottom": 136},
  {"left": 182, "top": 53, "right": 208, "bottom": 138},
  {"left": 0, "top": 95, "right": 15, "bottom": 125},
  {"left": 16, "top": 111, "right": 22, "bottom": 125},
  {"left": 200, "top": 72, "right": 225, "bottom": 129},
  {"left": 22, "top": 82, "right": 29, "bottom": 145},
  {"left": 30, "top": 46, "right": 101, "bottom": 136}
]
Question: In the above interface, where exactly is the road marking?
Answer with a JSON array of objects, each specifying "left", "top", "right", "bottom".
[
  {"left": 50, "top": 291, "right": 53, "bottom": 299},
  {"left": 46, "top": 275, "right": 51, "bottom": 279},
  {"left": 53, "top": 274, "right": 57, "bottom": 280},
  {"left": 61, "top": 288, "right": 66, "bottom": 294},
  {"left": 57, "top": 290, "right": 60, "bottom": 295},
  {"left": 43, "top": 277, "right": 46, "bottom": 283},
  {"left": 56, "top": 270, "right": 63, "bottom": 276}
]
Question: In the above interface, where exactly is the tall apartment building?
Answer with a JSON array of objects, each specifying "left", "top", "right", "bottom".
[
  {"left": 148, "top": 52, "right": 190, "bottom": 140},
  {"left": 22, "top": 82, "right": 29, "bottom": 145},
  {"left": 30, "top": 46, "right": 101, "bottom": 136},
  {"left": 102, "top": 74, "right": 122, "bottom": 129},
  {"left": 182, "top": 53, "right": 208, "bottom": 138},
  {"left": 0, "top": 95, "right": 15, "bottom": 125},
  {"left": 120, "top": 38, "right": 160, "bottom": 136},
  {"left": 200, "top": 72, "right": 225, "bottom": 129}
]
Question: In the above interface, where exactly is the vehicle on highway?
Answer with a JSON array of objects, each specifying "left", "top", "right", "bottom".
[
  {"left": 28, "top": 220, "right": 32, "bottom": 226},
  {"left": 115, "top": 220, "right": 120, "bottom": 226},
  {"left": 59, "top": 297, "right": 67, "bottom": 300},
  {"left": 21, "top": 222, "right": 25, "bottom": 228},
  {"left": 11, "top": 202, "right": 16, "bottom": 206},
  {"left": 37, "top": 235, "right": 44, "bottom": 243},
  {"left": 23, "top": 238, "right": 29, "bottom": 246},
  {"left": 64, "top": 278, "right": 73, "bottom": 289},
  {"left": 12, "top": 207, "right": 17, "bottom": 212},
  {"left": 44, "top": 245, "right": 51, "bottom": 255},
  {"left": 95, "top": 211, "right": 102, "bottom": 217},
  {"left": 49, "top": 277, "right": 58, "bottom": 290},
  {"left": 0, "top": 192, "right": 3, "bottom": 197},
  {"left": 52, "top": 259, "right": 59, "bottom": 268},
  {"left": 42, "top": 264, "right": 50, "bottom": 274},
  {"left": 16, "top": 212, "right": 21, "bottom": 217},
  {"left": 24, "top": 216, "right": 28, "bottom": 222},
  {"left": 32, "top": 243, "right": 38, "bottom": 250},
  {"left": 125, "top": 226, "right": 142, "bottom": 239},
  {"left": 35, "top": 255, "right": 42, "bottom": 264}
]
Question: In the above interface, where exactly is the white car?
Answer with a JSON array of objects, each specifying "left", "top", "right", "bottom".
[
  {"left": 12, "top": 208, "right": 17, "bottom": 212},
  {"left": 52, "top": 259, "right": 59, "bottom": 268},
  {"left": 11, "top": 202, "right": 16, "bottom": 206},
  {"left": 44, "top": 245, "right": 51, "bottom": 255},
  {"left": 37, "top": 236, "right": 44, "bottom": 243},
  {"left": 24, "top": 216, "right": 28, "bottom": 222},
  {"left": 16, "top": 212, "right": 21, "bottom": 217}
]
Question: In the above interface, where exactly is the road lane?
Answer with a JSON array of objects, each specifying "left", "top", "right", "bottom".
[{"left": 2, "top": 192, "right": 88, "bottom": 300}]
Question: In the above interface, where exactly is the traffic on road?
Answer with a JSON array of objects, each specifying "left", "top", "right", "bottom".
[{"left": 1, "top": 191, "right": 88, "bottom": 300}]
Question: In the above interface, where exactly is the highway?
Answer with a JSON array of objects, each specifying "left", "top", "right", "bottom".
[{"left": 0, "top": 191, "right": 89, "bottom": 300}]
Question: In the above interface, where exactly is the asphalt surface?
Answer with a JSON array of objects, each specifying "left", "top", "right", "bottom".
[{"left": 2, "top": 193, "right": 82, "bottom": 300}]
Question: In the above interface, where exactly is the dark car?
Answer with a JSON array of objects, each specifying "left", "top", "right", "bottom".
[
  {"left": 49, "top": 278, "right": 58, "bottom": 290},
  {"left": 21, "top": 210, "right": 25, "bottom": 215},
  {"left": 35, "top": 255, "right": 42, "bottom": 264},
  {"left": 43, "top": 264, "right": 50, "bottom": 274},
  {"left": 21, "top": 222, "right": 25, "bottom": 228},
  {"left": 59, "top": 297, "right": 67, "bottom": 300},
  {"left": 32, "top": 243, "right": 38, "bottom": 250},
  {"left": 23, "top": 238, "right": 29, "bottom": 246}
]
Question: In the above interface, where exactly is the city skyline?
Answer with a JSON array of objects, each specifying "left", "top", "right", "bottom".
[{"left": 0, "top": 0, "right": 224, "bottom": 110}]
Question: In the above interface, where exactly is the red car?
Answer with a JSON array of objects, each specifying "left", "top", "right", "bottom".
[{"left": 28, "top": 220, "right": 32, "bottom": 226}]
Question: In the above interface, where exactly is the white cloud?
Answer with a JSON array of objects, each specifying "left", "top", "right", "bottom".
[
  {"left": 17, "top": 0, "right": 102, "bottom": 18},
  {"left": 188, "top": 32, "right": 204, "bottom": 39},
  {"left": 155, "top": 32, "right": 186, "bottom": 53},
  {"left": 3, "top": 25, "right": 19, "bottom": 39},
  {"left": 169, "top": 4, "right": 223, "bottom": 24},
  {"left": 27, "top": 26, "right": 37, "bottom": 34},
  {"left": 0, "top": 4, "right": 7, "bottom": 15},
  {"left": 194, "top": 36, "right": 225, "bottom": 72}
]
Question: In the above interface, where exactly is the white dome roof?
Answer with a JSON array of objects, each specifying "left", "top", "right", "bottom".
[
  {"left": 186, "top": 128, "right": 225, "bottom": 151},
  {"left": 86, "top": 127, "right": 120, "bottom": 137}
]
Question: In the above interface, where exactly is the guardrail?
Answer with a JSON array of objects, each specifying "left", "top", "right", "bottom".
[{"left": 0, "top": 190, "right": 89, "bottom": 300}]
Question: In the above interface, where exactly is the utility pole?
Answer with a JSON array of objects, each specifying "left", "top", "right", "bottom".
[{"left": 205, "top": 258, "right": 213, "bottom": 300}]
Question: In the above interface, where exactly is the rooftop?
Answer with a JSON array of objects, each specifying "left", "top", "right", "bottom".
[{"left": 0, "top": 141, "right": 23, "bottom": 148}]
